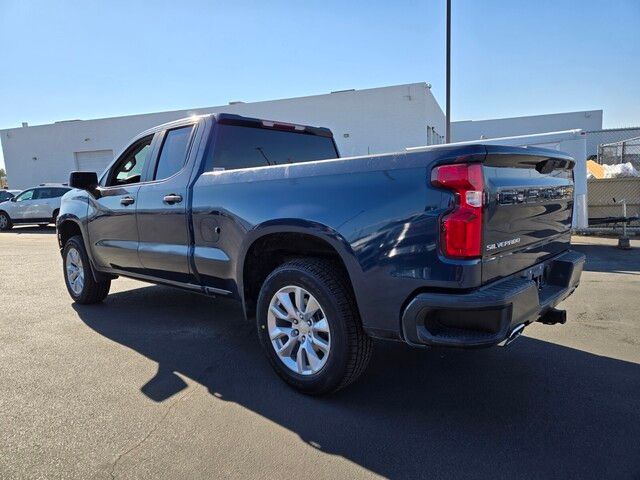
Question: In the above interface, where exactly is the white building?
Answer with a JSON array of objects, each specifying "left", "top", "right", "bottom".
[
  {"left": 1, "top": 83, "right": 446, "bottom": 189},
  {"left": 452, "top": 110, "right": 603, "bottom": 142},
  {"left": 1, "top": 81, "right": 611, "bottom": 192}
]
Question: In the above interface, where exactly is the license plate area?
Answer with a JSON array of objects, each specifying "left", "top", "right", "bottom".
[{"left": 522, "top": 263, "right": 548, "bottom": 290}]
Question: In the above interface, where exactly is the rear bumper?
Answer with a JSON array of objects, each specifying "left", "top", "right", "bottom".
[{"left": 401, "top": 250, "right": 585, "bottom": 348}]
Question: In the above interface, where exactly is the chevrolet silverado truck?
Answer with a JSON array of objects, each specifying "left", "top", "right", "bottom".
[{"left": 57, "top": 113, "right": 585, "bottom": 394}]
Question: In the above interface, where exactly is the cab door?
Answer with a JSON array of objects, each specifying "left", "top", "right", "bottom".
[
  {"left": 87, "top": 134, "right": 157, "bottom": 273},
  {"left": 10, "top": 189, "right": 36, "bottom": 219},
  {"left": 136, "top": 122, "right": 199, "bottom": 283}
]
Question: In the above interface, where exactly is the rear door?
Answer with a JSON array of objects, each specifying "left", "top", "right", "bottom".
[
  {"left": 136, "top": 122, "right": 199, "bottom": 283},
  {"left": 481, "top": 146, "right": 575, "bottom": 283},
  {"left": 31, "top": 188, "right": 55, "bottom": 219}
]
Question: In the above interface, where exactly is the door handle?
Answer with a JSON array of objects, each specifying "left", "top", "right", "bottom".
[
  {"left": 120, "top": 196, "right": 135, "bottom": 206},
  {"left": 163, "top": 194, "right": 183, "bottom": 204}
]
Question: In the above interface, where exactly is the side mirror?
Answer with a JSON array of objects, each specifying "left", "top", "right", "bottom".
[
  {"left": 69, "top": 171, "right": 98, "bottom": 191},
  {"left": 10, "top": 197, "right": 16, "bottom": 202}
]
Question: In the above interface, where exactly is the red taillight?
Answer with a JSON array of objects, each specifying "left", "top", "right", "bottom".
[{"left": 431, "top": 163, "right": 484, "bottom": 258}]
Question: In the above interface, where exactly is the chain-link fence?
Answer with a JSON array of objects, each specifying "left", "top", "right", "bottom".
[
  {"left": 584, "top": 127, "right": 640, "bottom": 160},
  {"left": 598, "top": 136, "right": 640, "bottom": 169},
  {"left": 583, "top": 129, "right": 640, "bottom": 230},
  {"left": 588, "top": 178, "right": 640, "bottom": 228}
]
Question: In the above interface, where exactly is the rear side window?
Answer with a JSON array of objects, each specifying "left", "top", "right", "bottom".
[
  {"left": 34, "top": 188, "right": 67, "bottom": 199},
  {"left": 34, "top": 188, "right": 54, "bottom": 199},
  {"left": 206, "top": 125, "right": 338, "bottom": 171},
  {"left": 154, "top": 126, "right": 194, "bottom": 180}
]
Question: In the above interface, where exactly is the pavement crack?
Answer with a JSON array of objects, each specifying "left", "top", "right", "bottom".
[
  {"left": 108, "top": 329, "right": 251, "bottom": 478},
  {"left": 109, "top": 385, "right": 196, "bottom": 480}
]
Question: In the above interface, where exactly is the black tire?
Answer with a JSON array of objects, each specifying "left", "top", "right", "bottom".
[
  {"left": 52, "top": 209, "right": 59, "bottom": 225},
  {"left": 256, "top": 258, "right": 372, "bottom": 395},
  {"left": 0, "top": 211, "right": 13, "bottom": 231},
  {"left": 62, "top": 235, "right": 111, "bottom": 304}
]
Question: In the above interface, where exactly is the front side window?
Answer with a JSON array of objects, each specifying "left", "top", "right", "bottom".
[
  {"left": 107, "top": 135, "right": 153, "bottom": 187},
  {"left": 206, "top": 125, "right": 338, "bottom": 171},
  {"left": 154, "top": 126, "right": 194, "bottom": 181},
  {"left": 15, "top": 189, "right": 34, "bottom": 201}
]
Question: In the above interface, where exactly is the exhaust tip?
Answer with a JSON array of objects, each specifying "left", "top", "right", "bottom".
[
  {"left": 502, "top": 324, "right": 526, "bottom": 347},
  {"left": 539, "top": 307, "right": 567, "bottom": 325}
]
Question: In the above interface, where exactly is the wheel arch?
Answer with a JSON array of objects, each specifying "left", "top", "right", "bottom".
[
  {"left": 57, "top": 216, "right": 84, "bottom": 252},
  {"left": 238, "top": 221, "right": 362, "bottom": 321},
  {"left": 57, "top": 216, "right": 113, "bottom": 283}
]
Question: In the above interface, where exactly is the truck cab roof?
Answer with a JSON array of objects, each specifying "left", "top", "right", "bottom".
[{"left": 137, "top": 113, "right": 334, "bottom": 139}]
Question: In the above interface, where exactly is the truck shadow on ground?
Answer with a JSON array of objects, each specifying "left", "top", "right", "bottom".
[{"left": 73, "top": 287, "right": 640, "bottom": 479}]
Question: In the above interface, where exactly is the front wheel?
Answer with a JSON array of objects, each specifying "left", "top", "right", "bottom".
[
  {"left": 256, "top": 258, "right": 372, "bottom": 395},
  {"left": 0, "top": 212, "right": 12, "bottom": 231},
  {"left": 63, "top": 235, "right": 111, "bottom": 304}
]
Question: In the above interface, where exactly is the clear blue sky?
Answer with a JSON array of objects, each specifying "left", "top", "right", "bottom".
[{"left": 1, "top": 0, "right": 639, "bottom": 169}]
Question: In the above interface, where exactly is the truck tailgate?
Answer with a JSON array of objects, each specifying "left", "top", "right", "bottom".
[{"left": 481, "top": 146, "right": 575, "bottom": 283}]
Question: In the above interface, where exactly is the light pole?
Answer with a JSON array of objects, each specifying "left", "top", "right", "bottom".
[{"left": 445, "top": 0, "right": 451, "bottom": 143}]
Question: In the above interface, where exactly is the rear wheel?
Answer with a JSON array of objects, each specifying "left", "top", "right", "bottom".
[
  {"left": 256, "top": 258, "right": 372, "bottom": 395},
  {"left": 0, "top": 212, "right": 12, "bottom": 231},
  {"left": 63, "top": 235, "right": 111, "bottom": 304}
]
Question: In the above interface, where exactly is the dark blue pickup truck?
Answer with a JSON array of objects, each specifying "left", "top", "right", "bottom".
[{"left": 57, "top": 113, "right": 585, "bottom": 394}]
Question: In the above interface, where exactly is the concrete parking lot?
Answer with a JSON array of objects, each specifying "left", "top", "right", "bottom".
[{"left": 1, "top": 228, "right": 638, "bottom": 479}]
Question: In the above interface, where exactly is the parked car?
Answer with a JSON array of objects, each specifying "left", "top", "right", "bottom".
[
  {"left": 0, "top": 184, "right": 71, "bottom": 230},
  {"left": 57, "top": 114, "right": 585, "bottom": 394},
  {"left": 0, "top": 190, "right": 21, "bottom": 203}
]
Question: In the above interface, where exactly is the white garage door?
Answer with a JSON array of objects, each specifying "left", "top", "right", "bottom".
[{"left": 74, "top": 150, "right": 114, "bottom": 175}]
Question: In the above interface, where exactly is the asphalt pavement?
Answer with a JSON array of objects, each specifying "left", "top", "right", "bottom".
[{"left": 1, "top": 228, "right": 638, "bottom": 479}]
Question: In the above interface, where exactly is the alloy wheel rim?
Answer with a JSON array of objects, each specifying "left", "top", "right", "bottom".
[
  {"left": 66, "top": 247, "right": 84, "bottom": 295},
  {"left": 0, "top": 215, "right": 6, "bottom": 228},
  {"left": 267, "top": 285, "right": 331, "bottom": 376}
]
